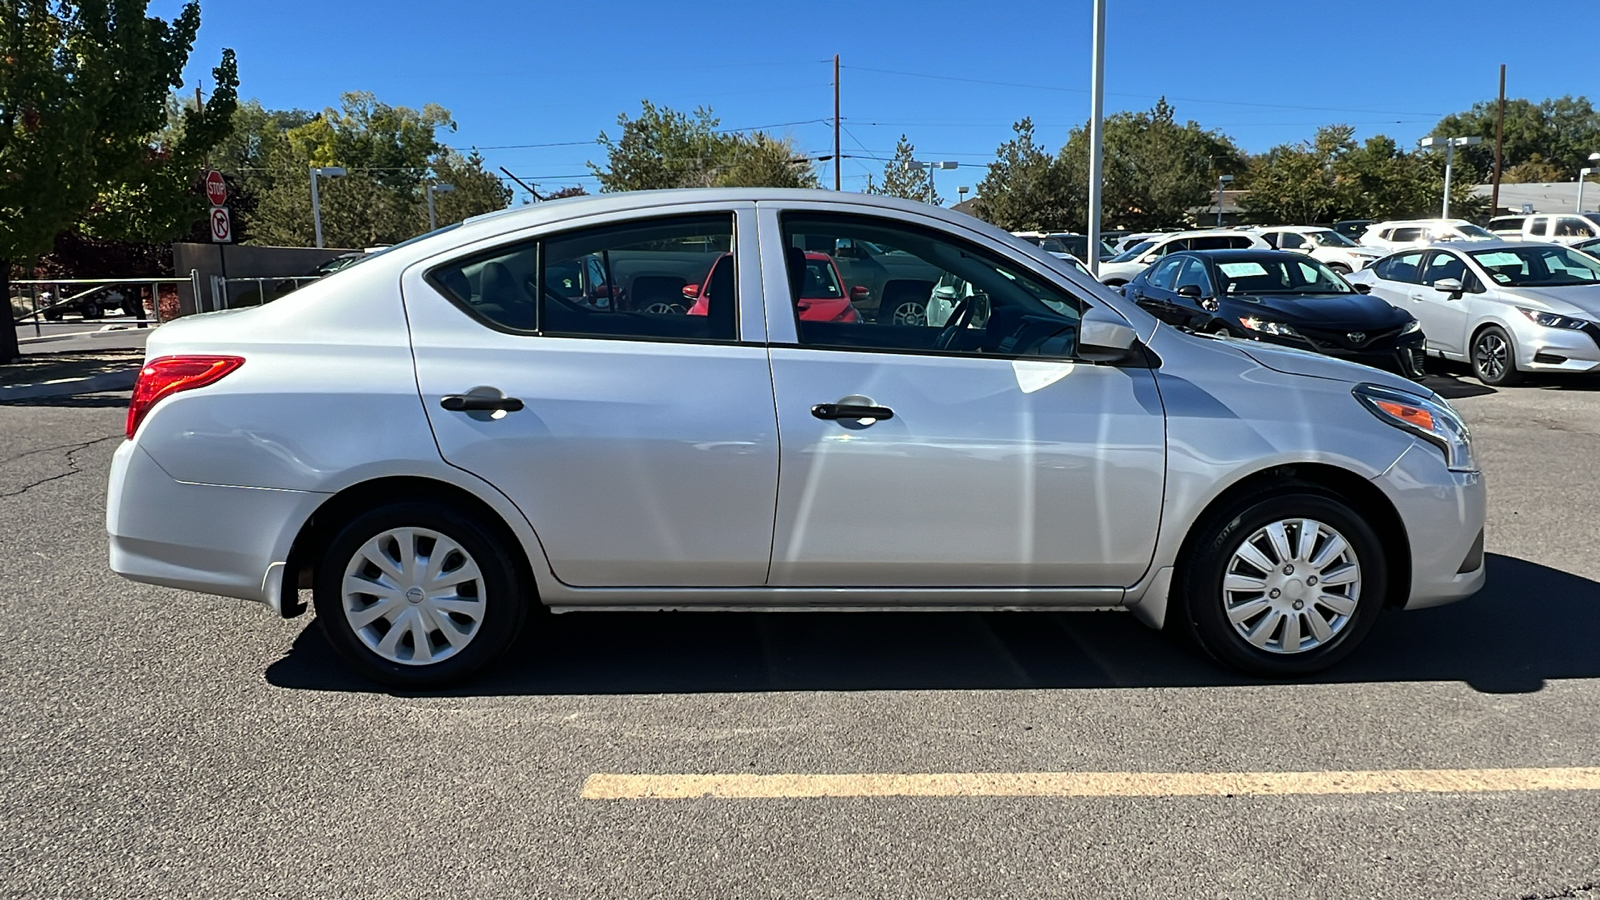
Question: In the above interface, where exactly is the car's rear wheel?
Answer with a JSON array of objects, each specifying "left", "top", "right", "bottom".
[
  {"left": 313, "top": 502, "right": 527, "bottom": 689},
  {"left": 1471, "top": 325, "right": 1522, "bottom": 386},
  {"left": 1327, "top": 262, "right": 1352, "bottom": 275},
  {"left": 1177, "top": 489, "right": 1386, "bottom": 676}
]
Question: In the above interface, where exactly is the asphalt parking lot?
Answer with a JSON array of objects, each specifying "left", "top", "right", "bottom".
[{"left": 3, "top": 369, "right": 1600, "bottom": 899}]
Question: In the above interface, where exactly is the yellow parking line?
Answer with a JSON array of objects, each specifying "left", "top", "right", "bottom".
[{"left": 582, "top": 767, "right": 1600, "bottom": 800}]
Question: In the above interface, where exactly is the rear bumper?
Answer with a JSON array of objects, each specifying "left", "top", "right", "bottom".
[{"left": 106, "top": 440, "right": 325, "bottom": 605}]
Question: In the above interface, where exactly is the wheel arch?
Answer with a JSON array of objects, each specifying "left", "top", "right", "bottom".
[
  {"left": 1172, "top": 462, "right": 1412, "bottom": 613},
  {"left": 278, "top": 475, "right": 542, "bottom": 618}
]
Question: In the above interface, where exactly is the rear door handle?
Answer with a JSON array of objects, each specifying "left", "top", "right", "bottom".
[
  {"left": 441, "top": 394, "right": 524, "bottom": 413},
  {"left": 811, "top": 403, "right": 894, "bottom": 421}
]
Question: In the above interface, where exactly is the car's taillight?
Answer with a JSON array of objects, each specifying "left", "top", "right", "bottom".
[{"left": 125, "top": 355, "right": 244, "bottom": 438}]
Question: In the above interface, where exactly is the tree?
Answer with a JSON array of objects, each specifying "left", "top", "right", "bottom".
[
  {"left": 590, "top": 101, "right": 816, "bottom": 191},
  {"left": 1501, "top": 152, "right": 1568, "bottom": 184},
  {"left": 974, "top": 118, "right": 1076, "bottom": 231},
  {"left": 1433, "top": 96, "right": 1600, "bottom": 182},
  {"left": 238, "top": 93, "right": 510, "bottom": 248},
  {"left": 0, "top": 0, "right": 234, "bottom": 363},
  {"left": 544, "top": 186, "right": 589, "bottom": 200},
  {"left": 1242, "top": 126, "right": 1482, "bottom": 224},
  {"left": 865, "top": 134, "right": 940, "bottom": 204}
]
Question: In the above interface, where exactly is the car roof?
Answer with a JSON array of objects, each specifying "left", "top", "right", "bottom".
[{"left": 1179, "top": 249, "right": 1311, "bottom": 261}]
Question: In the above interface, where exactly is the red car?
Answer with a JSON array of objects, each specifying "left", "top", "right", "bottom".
[{"left": 686, "top": 251, "right": 863, "bottom": 322}]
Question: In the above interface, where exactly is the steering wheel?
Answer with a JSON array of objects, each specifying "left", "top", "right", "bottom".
[{"left": 935, "top": 295, "right": 976, "bottom": 350}]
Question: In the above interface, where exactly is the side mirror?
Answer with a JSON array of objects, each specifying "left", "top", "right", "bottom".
[
  {"left": 1139, "top": 253, "right": 1157, "bottom": 265},
  {"left": 1432, "top": 278, "right": 1463, "bottom": 294},
  {"left": 850, "top": 284, "right": 870, "bottom": 301},
  {"left": 1077, "top": 306, "right": 1138, "bottom": 361},
  {"left": 681, "top": 283, "right": 700, "bottom": 299},
  {"left": 834, "top": 238, "right": 857, "bottom": 259},
  {"left": 1176, "top": 284, "right": 1205, "bottom": 300},
  {"left": 1352, "top": 282, "right": 1373, "bottom": 294}
]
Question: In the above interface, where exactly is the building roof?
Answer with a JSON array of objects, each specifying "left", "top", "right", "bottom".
[{"left": 1471, "top": 181, "right": 1599, "bottom": 215}]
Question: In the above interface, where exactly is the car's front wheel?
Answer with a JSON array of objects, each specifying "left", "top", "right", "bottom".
[
  {"left": 313, "top": 502, "right": 528, "bottom": 689},
  {"left": 1177, "top": 489, "right": 1386, "bottom": 676},
  {"left": 1471, "top": 324, "right": 1522, "bottom": 386}
]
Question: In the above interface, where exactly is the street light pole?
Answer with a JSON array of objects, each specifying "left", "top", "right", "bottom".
[
  {"left": 1578, "top": 153, "right": 1600, "bottom": 213},
  {"left": 309, "top": 166, "right": 347, "bottom": 248},
  {"left": 1216, "top": 174, "right": 1234, "bottom": 228},
  {"left": 1086, "top": 0, "right": 1106, "bottom": 277},
  {"left": 1418, "top": 136, "right": 1481, "bottom": 219},
  {"left": 909, "top": 160, "right": 958, "bottom": 205},
  {"left": 426, "top": 183, "right": 456, "bottom": 231}
]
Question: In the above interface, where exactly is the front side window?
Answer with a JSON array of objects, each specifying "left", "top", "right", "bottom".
[
  {"left": 781, "top": 213, "right": 1087, "bottom": 359},
  {"left": 1307, "top": 229, "right": 1358, "bottom": 248},
  {"left": 430, "top": 214, "right": 737, "bottom": 341},
  {"left": 1147, "top": 257, "right": 1183, "bottom": 290},
  {"left": 1278, "top": 232, "right": 1307, "bottom": 250},
  {"left": 1374, "top": 250, "right": 1426, "bottom": 284},
  {"left": 1109, "top": 240, "right": 1155, "bottom": 263},
  {"left": 1529, "top": 218, "right": 1549, "bottom": 237},
  {"left": 1421, "top": 250, "right": 1467, "bottom": 286},
  {"left": 1389, "top": 227, "right": 1422, "bottom": 243},
  {"left": 1174, "top": 258, "right": 1215, "bottom": 296}
]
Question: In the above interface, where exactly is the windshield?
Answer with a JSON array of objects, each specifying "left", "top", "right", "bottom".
[
  {"left": 1109, "top": 240, "right": 1155, "bottom": 263},
  {"left": 1306, "top": 229, "right": 1359, "bottom": 248},
  {"left": 1216, "top": 257, "right": 1354, "bottom": 295},
  {"left": 1469, "top": 246, "right": 1600, "bottom": 287},
  {"left": 1454, "top": 223, "right": 1496, "bottom": 240}
]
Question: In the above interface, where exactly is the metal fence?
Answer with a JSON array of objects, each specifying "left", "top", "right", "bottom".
[
  {"left": 209, "top": 275, "right": 322, "bottom": 311},
  {"left": 9, "top": 271, "right": 201, "bottom": 338}
]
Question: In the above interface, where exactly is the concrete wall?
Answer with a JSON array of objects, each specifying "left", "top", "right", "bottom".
[{"left": 172, "top": 243, "right": 359, "bottom": 316}]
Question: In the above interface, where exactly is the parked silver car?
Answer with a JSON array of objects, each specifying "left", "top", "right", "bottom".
[
  {"left": 107, "top": 189, "right": 1485, "bottom": 687},
  {"left": 1346, "top": 240, "right": 1600, "bottom": 385}
]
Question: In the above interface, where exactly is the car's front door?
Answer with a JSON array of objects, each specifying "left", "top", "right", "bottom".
[
  {"left": 757, "top": 206, "right": 1166, "bottom": 591},
  {"left": 1416, "top": 250, "right": 1472, "bottom": 356},
  {"left": 403, "top": 204, "right": 780, "bottom": 588},
  {"left": 1365, "top": 250, "right": 1431, "bottom": 347},
  {"left": 1128, "top": 256, "right": 1184, "bottom": 322}
]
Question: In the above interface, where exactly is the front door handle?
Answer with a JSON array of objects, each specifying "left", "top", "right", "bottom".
[
  {"left": 441, "top": 394, "right": 525, "bottom": 413},
  {"left": 812, "top": 403, "right": 894, "bottom": 421}
]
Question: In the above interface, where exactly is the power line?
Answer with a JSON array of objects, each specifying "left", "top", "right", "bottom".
[
  {"left": 842, "top": 64, "right": 1447, "bottom": 118},
  {"left": 466, "top": 118, "right": 831, "bottom": 152}
]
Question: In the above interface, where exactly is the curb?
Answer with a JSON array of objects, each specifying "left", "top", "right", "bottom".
[{"left": 0, "top": 368, "right": 138, "bottom": 401}]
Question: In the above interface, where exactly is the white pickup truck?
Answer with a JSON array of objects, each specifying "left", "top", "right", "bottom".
[{"left": 1488, "top": 212, "right": 1600, "bottom": 245}]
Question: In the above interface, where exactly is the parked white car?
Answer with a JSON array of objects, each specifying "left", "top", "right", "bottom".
[
  {"left": 1097, "top": 230, "right": 1270, "bottom": 286},
  {"left": 1501, "top": 213, "right": 1600, "bottom": 246},
  {"left": 1253, "top": 226, "right": 1384, "bottom": 274},
  {"left": 1360, "top": 219, "right": 1496, "bottom": 250},
  {"left": 1347, "top": 240, "right": 1600, "bottom": 385},
  {"left": 108, "top": 189, "right": 1485, "bottom": 687}
]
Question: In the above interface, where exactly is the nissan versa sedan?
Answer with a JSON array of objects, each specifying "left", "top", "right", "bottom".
[
  {"left": 1347, "top": 240, "right": 1600, "bottom": 386},
  {"left": 107, "top": 189, "right": 1486, "bottom": 688},
  {"left": 1124, "top": 250, "right": 1426, "bottom": 379}
]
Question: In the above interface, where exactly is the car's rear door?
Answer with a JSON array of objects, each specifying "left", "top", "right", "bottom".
[
  {"left": 756, "top": 203, "right": 1166, "bottom": 592},
  {"left": 402, "top": 202, "right": 780, "bottom": 588}
]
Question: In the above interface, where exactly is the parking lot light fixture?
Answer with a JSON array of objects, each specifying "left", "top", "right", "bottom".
[
  {"left": 908, "top": 160, "right": 959, "bottom": 205},
  {"left": 427, "top": 183, "right": 456, "bottom": 231},
  {"left": 310, "top": 166, "right": 348, "bottom": 249},
  {"left": 1418, "top": 136, "right": 1482, "bottom": 219},
  {"left": 1216, "top": 174, "right": 1234, "bottom": 227}
]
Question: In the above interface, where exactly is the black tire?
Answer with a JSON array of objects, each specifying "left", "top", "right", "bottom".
[
  {"left": 1176, "top": 489, "right": 1387, "bottom": 677},
  {"left": 82, "top": 302, "right": 101, "bottom": 319},
  {"left": 1471, "top": 324, "right": 1522, "bottom": 386},
  {"left": 313, "top": 501, "right": 528, "bottom": 689},
  {"left": 1327, "top": 262, "right": 1352, "bottom": 275}
]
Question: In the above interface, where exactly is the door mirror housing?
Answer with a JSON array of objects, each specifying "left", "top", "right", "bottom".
[
  {"left": 1176, "top": 284, "right": 1206, "bottom": 300},
  {"left": 1077, "top": 306, "right": 1139, "bottom": 362},
  {"left": 1351, "top": 282, "right": 1373, "bottom": 294},
  {"left": 850, "top": 284, "right": 871, "bottom": 301},
  {"left": 834, "top": 238, "right": 858, "bottom": 259},
  {"left": 681, "top": 283, "right": 700, "bottom": 299},
  {"left": 1432, "top": 278, "right": 1463, "bottom": 294}
]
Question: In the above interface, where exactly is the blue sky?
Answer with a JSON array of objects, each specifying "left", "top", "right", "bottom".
[{"left": 171, "top": 0, "right": 1585, "bottom": 204}]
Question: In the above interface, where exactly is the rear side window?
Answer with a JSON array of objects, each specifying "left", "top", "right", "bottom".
[
  {"left": 1388, "top": 227, "right": 1422, "bottom": 243},
  {"left": 428, "top": 214, "right": 737, "bottom": 342},
  {"left": 1529, "top": 217, "right": 1549, "bottom": 237}
]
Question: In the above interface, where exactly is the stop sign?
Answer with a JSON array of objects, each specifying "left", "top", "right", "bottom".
[{"left": 204, "top": 170, "right": 227, "bottom": 206}]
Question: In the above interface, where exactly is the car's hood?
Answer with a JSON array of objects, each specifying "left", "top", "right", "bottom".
[
  {"left": 1224, "top": 292, "right": 1411, "bottom": 328},
  {"left": 1227, "top": 337, "right": 1420, "bottom": 392},
  {"left": 1495, "top": 283, "right": 1600, "bottom": 318}
]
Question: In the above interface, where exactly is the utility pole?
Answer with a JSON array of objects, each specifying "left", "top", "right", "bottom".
[
  {"left": 1086, "top": 0, "right": 1106, "bottom": 277},
  {"left": 1491, "top": 64, "right": 1506, "bottom": 215},
  {"left": 833, "top": 54, "right": 842, "bottom": 191}
]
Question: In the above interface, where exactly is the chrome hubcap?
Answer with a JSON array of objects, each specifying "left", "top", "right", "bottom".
[
  {"left": 1222, "top": 518, "right": 1361, "bottom": 655},
  {"left": 1475, "top": 333, "right": 1508, "bottom": 380},
  {"left": 341, "top": 527, "right": 486, "bottom": 666}
]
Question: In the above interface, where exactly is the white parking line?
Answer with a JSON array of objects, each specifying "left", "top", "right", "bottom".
[{"left": 582, "top": 767, "right": 1600, "bottom": 800}]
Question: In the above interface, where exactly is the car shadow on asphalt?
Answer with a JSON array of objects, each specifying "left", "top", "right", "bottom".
[
  {"left": 264, "top": 553, "right": 1595, "bottom": 697},
  {"left": 1418, "top": 371, "right": 1496, "bottom": 401}
]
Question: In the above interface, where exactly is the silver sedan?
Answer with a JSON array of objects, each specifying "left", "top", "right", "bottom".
[
  {"left": 107, "top": 189, "right": 1485, "bottom": 687},
  {"left": 1347, "top": 240, "right": 1600, "bottom": 386}
]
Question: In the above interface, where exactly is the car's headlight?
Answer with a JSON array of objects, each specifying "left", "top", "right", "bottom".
[
  {"left": 1516, "top": 307, "right": 1589, "bottom": 330},
  {"left": 1353, "top": 383, "right": 1476, "bottom": 473},
  {"left": 1400, "top": 318, "right": 1422, "bottom": 335},
  {"left": 1238, "top": 316, "right": 1300, "bottom": 337}
]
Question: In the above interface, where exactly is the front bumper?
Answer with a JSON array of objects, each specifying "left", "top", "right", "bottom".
[
  {"left": 1373, "top": 441, "right": 1487, "bottom": 610},
  {"left": 106, "top": 440, "right": 325, "bottom": 605},
  {"left": 1514, "top": 321, "right": 1600, "bottom": 373},
  {"left": 1252, "top": 329, "right": 1427, "bottom": 377}
]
